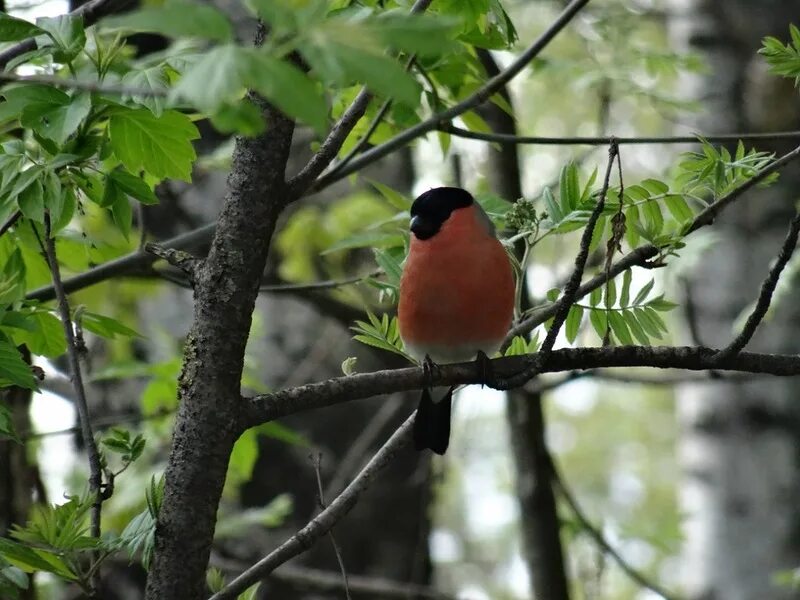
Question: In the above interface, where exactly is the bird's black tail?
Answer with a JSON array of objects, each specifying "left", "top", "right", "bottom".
[{"left": 413, "top": 386, "right": 454, "bottom": 455}]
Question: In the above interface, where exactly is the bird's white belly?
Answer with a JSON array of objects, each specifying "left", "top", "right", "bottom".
[{"left": 402, "top": 337, "right": 504, "bottom": 364}]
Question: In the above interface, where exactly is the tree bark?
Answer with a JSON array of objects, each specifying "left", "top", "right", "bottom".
[
  {"left": 145, "top": 94, "right": 295, "bottom": 599},
  {"left": 671, "top": 3, "right": 800, "bottom": 598}
]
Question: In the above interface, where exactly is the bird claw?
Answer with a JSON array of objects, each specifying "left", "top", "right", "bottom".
[
  {"left": 422, "top": 354, "right": 441, "bottom": 388},
  {"left": 475, "top": 350, "right": 495, "bottom": 388}
]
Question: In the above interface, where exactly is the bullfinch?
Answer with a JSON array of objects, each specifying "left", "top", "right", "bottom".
[{"left": 398, "top": 187, "right": 515, "bottom": 454}]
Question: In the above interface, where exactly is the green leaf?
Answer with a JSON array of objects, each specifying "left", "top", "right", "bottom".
[
  {"left": 121, "top": 67, "right": 170, "bottom": 117},
  {"left": 373, "top": 248, "right": 403, "bottom": 286},
  {"left": 647, "top": 295, "right": 678, "bottom": 312},
  {"left": 108, "top": 167, "right": 158, "bottom": 205},
  {"left": 322, "top": 230, "right": 404, "bottom": 254},
  {"left": 111, "top": 193, "right": 132, "bottom": 239},
  {"left": 0, "top": 250, "right": 26, "bottom": 306},
  {"left": 620, "top": 269, "right": 632, "bottom": 307},
  {"left": 640, "top": 178, "right": 669, "bottom": 195},
  {"left": 0, "top": 539, "right": 75, "bottom": 579},
  {"left": 109, "top": 109, "right": 199, "bottom": 182},
  {"left": 20, "top": 91, "right": 91, "bottom": 145},
  {"left": 16, "top": 312, "right": 66, "bottom": 357},
  {"left": 623, "top": 309, "right": 651, "bottom": 345},
  {"left": 80, "top": 311, "right": 141, "bottom": 339},
  {"left": 17, "top": 179, "right": 44, "bottom": 223},
  {"left": 608, "top": 310, "right": 633, "bottom": 345},
  {"left": 559, "top": 162, "right": 580, "bottom": 213},
  {"left": 209, "top": 101, "right": 265, "bottom": 136},
  {"left": 36, "top": 15, "right": 85, "bottom": 62},
  {"left": 632, "top": 279, "right": 655, "bottom": 305},
  {"left": 589, "top": 286, "right": 602, "bottom": 307},
  {"left": 588, "top": 308, "right": 607, "bottom": 340},
  {"left": 359, "top": 13, "right": 459, "bottom": 57},
  {"left": 664, "top": 194, "right": 694, "bottom": 223},
  {"left": 542, "top": 187, "right": 562, "bottom": 222},
  {"left": 565, "top": 305, "right": 583, "bottom": 344},
  {"left": 642, "top": 199, "right": 664, "bottom": 235},
  {"left": 103, "top": 0, "right": 233, "bottom": 42},
  {"left": 604, "top": 278, "right": 616, "bottom": 307},
  {"left": 244, "top": 51, "right": 328, "bottom": 134},
  {"left": 370, "top": 180, "right": 411, "bottom": 210},
  {"left": 0, "top": 339, "right": 35, "bottom": 390},
  {"left": 0, "top": 14, "right": 45, "bottom": 41}
]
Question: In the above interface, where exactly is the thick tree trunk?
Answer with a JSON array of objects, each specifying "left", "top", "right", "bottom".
[{"left": 671, "top": 3, "right": 800, "bottom": 598}]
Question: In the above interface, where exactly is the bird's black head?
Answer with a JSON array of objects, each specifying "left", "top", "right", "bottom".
[{"left": 409, "top": 187, "right": 474, "bottom": 240}]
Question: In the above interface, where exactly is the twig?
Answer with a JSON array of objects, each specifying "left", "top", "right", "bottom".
[
  {"left": 311, "top": 454, "right": 352, "bottom": 600},
  {"left": 311, "top": 0, "right": 592, "bottom": 193},
  {"left": 713, "top": 211, "right": 800, "bottom": 362},
  {"left": 12, "top": 407, "right": 175, "bottom": 443},
  {"left": 210, "top": 558, "right": 457, "bottom": 600},
  {"left": 244, "top": 346, "right": 800, "bottom": 427},
  {"left": 26, "top": 222, "right": 215, "bottom": 302},
  {"left": 0, "top": 0, "right": 127, "bottom": 69},
  {"left": 41, "top": 214, "right": 105, "bottom": 591},
  {"left": 322, "top": 397, "right": 405, "bottom": 501},
  {"left": 0, "top": 211, "right": 21, "bottom": 238},
  {"left": 505, "top": 142, "right": 800, "bottom": 345},
  {"left": 287, "top": 0, "right": 434, "bottom": 199},
  {"left": 549, "top": 459, "right": 680, "bottom": 600},
  {"left": 494, "top": 140, "right": 619, "bottom": 390},
  {"left": 144, "top": 242, "right": 199, "bottom": 276},
  {"left": 438, "top": 124, "right": 800, "bottom": 146},
  {"left": 209, "top": 414, "right": 415, "bottom": 600}
]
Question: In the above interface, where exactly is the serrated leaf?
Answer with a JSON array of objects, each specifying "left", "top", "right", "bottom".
[
  {"left": 373, "top": 248, "right": 402, "bottom": 286},
  {"left": 121, "top": 67, "right": 169, "bottom": 116},
  {"left": 16, "top": 312, "right": 66, "bottom": 357},
  {"left": 647, "top": 295, "right": 678, "bottom": 311},
  {"left": 36, "top": 15, "right": 85, "bottom": 62},
  {"left": 17, "top": 179, "right": 44, "bottom": 223},
  {"left": 664, "top": 194, "right": 694, "bottom": 223},
  {"left": 370, "top": 180, "right": 410, "bottom": 210},
  {"left": 109, "top": 108, "right": 199, "bottom": 182},
  {"left": 604, "top": 278, "right": 616, "bottom": 307},
  {"left": 634, "top": 307, "right": 662, "bottom": 338},
  {"left": 642, "top": 200, "right": 664, "bottom": 235},
  {"left": 322, "top": 230, "right": 404, "bottom": 253},
  {"left": 559, "top": 162, "right": 580, "bottom": 213},
  {"left": 589, "top": 286, "right": 602, "bottom": 307},
  {"left": 542, "top": 187, "right": 562, "bottom": 222}
]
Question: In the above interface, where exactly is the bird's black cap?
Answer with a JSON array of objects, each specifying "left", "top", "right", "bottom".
[{"left": 409, "top": 187, "right": 474, "bottom": 240}]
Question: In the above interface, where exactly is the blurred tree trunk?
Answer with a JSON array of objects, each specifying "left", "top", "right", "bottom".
[
  {"left": 478, "top": 49, "right": 571, "bottom": 600},
  {"left": 671, "top": 2, "right": 800, "bottom": 598}
]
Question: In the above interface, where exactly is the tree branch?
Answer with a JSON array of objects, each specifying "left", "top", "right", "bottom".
[
  {"left": 41, "top": 214, "right": 105, "bottom": 591},
  {"left": 310, "top": 0, "right": 592, "bottom": 193},
  {"left": 243, "top": 346, "right": 800, "bottom": 427},
  {"left": 438, "top": 124, "right": 800, "bottom": 146},
  {"left": 713, "top": 210, "right": 800, "bottom": 362},
  {"left": 549, "top": 459, "right": 679, "bottom": 600},
  {"left": 0, "top": 0, "right": 128, "bottom": 69},
  {"left": 209, "top": 414, "right": 415, "bottom": 600},
  {"left": 286, "top": 0, "right": 433, "bottom": 199}
]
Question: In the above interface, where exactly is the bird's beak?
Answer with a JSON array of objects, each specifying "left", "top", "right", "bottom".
[{"left": 409, "top": 215, "right": 438, "bottom": 240}]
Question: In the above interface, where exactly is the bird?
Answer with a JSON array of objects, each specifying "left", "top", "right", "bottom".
[{"left": 398, "top": 187, "right": 515, "bottom": 454}]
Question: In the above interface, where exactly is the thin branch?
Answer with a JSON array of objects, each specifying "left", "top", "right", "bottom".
[
  {"left": 0, "top": 70, "right": 165, "bottom": 97},
  {"left": 550, "top": 459, "right": 680, "bottom": 600},
  {"left": 243, "top": 346, "right": 800, "bottom": 427},
  {"left": 0, "top": 210, "right": 21, "bottom": 238},
  {"left": 713, "top": 210, "right": 800, "bottom": 362},
  {"left": 0, "top": 0, "right": 128, "bottom": 69},
  {"left": 322, "top": 396, "right": 405, "bottom": 501},
  {"left": 209, "top": 414, "right": 415, "bottom": 600},
  {"left": 310, "top": 0, "right": 592, "bottom": 193},
  {"left": 505, "top": 142, "right": 800, "bottom": 345},
  {"left": 14, "top": 407, "right": 175, "bottom": 442},
  {"left": 494, "top": 140, "right": 619, "bottom": 389},
  {"left": 439, "top": 124, "right": 800, "bottom": 146},
  {"left": 26, "top": 222, "right": 215, "bottom": 302},
  {"left": 41, "top": 214, "right": 105, "bottom": 590},
  {"left": 210, "top": 559, "right": 457, "bottom": 600},
  {"left": 287, "top": 0, "right": 433, "bottom": 198},
  {"left": 311, "top": 454, "right": 352, "bottom": 600},
  {"left": 259, "top": 270, "right": 380, "bottom": 293}
]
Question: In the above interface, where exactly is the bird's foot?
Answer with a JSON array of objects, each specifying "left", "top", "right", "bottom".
[
  {"left": 475, "top": 350, "right": 496, "bottom": 389},
  {"left": 422, "top": 354, "right": 441, "bottom": 388}
]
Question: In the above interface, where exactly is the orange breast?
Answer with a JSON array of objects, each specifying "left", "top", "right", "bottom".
[{"left": 398, "top": 207, "right": 515, "bottom": 361}]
